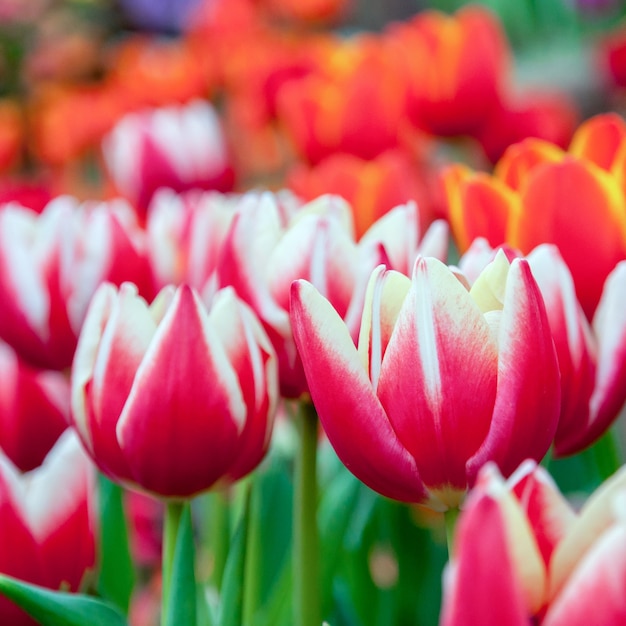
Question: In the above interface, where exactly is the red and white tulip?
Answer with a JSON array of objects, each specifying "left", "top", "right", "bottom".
[
  {"left": 290, "top": 251, "right": 560, "bottom": 508},
  {"left": 70, "top": 282, "right": 278, "bottom": 498}
]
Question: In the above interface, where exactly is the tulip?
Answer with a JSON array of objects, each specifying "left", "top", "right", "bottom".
[
  {"left": 276, "top": 36, "right": 406, "bottom": 164},
  {"left": 458, "top": 240, "right": 626, "bottom": 456},
  {"left": 0, "top": 341, "right": 69, "bottom": 472},
  {"left": 385, "top": 5, "right": 509, "bottom": 137},
  {"left": 290, "top": 251, "right": 560, "bottom": 508},
  {"left": 70, "top": 282, "right": 278, "bottom": 498},
  {"left": 0, "top": 196, "right": 151, "bottom": 370},
  {"left": 102, "top": 99, "right": 235, "bottom": 221},
  {"left": 0, "top": 429, "right": 96, "bottom": 626},
  {"left": 441, "top": 461, "right": 626, "bottom": 625},
  {"left": 217, "top": 192, "right": 445, "bottom": 398},
  {"left": 442, "top": 112, "right": 626, "bottom": 318}
]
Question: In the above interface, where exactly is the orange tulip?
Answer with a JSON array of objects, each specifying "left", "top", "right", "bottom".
[
  {"left": 276, "top": 35, "right": 407, "bottom": 164},
  {"left": 443, "top": 113, "right": 626, "bottom": 318},
  {"left": 386, "top": 5, "right": 509, "bottom": 137}
]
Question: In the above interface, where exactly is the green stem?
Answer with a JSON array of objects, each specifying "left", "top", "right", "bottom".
[
  {"left": 293, "top": 401, "right": 320, "bottom": 626},
  {"left": 444, "top": 507, "right": 460, "bottom": 558},
  {"left": 242, "top": 479, "right": 262, "bottom": 626},
  {"left": 209, "top": 489, "right": 231, "bottom": 591},
  {"left": 162, "top": 500, "right": 184, "bottom": 624}
]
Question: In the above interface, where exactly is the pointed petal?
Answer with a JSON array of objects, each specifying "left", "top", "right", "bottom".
[
  {"left": 585, "top": 261, "right": 626, "bottom": 446},
  {"left": 117, "top": 285, "right": 244, "bottom": 497},
  {"left": 549, "top": 465, "right": 626, "bottom": 600},
  {"left": 467, "top": 259, "right": 560, "bottom": 479},
  {"left": 512, "top": 158, "right": 626, "bottom": 318},
  {"left": 568, "top": 112, "right": 626, "bottom": 170},
  {"left": 443, "top": 164, "right": 516, "bottom": 253},
  {"left": 357, "top": 266, "right": 411, "bottom": 389},
  {"left": 377, "top": 257, "right": 498, "bottom": 491},
  {"left": 71, "top": 282, "right": 154, "bottom": 482},
  {"left": 208, "top": 288, "right": 278, "bottom": 481},
  {"left": 508, "top": 460, "right": 576, "bottom": 567},
  {"left": 494, "top": 138, "right": 564, "bottom": 190},
  {"left": 543, "top": 516, "right": 626, "bottom": 626},
  {"left": 290, "top": 279, "right": 426, "bottom": 502},
  {"left": 441, "top": 490, "right": 529, "bottom": 626},
  {"left": 526, "top": 245, "right": 596, "bottom": 456},
  {"left": 267, "top": 213, "right": 358, "bottom": 318}
]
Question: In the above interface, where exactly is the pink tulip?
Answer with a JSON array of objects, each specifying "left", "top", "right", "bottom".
[
  {"left": 0, "top": 429, "right": 96, "bottom": 626},
  {"left": 459, "top": 239, "right": 626, "bottom": 456},
  {"left": 441, "top": 461, "right": 626, "bottom": 625},
  {"left": 0, "top": 340, "right": 69, "bottom": 471},
  {"left": 218, "top": 193, "right": 447, "bottom": 398},
  {"left": 0, "top": 196, "right": 152, "bottom": 370},
  {"left": 102, "top": 100, "right": 235, "bottom": 221},
  {"left": 290, "top": 251, "right": 560, "bottom": 508},
  {"left": 70, "top": 282, "right": 278, "bottom": 498}
]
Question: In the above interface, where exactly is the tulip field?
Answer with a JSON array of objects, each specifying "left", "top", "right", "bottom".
[{"left": 1, "top": 0, "right": 626, "bottom": 625}]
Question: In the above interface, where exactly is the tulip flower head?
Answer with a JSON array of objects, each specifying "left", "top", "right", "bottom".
[
  {"left": 102, "top": 99, "right": 235, "bottom": 221},
  {"left": 441, "top": 460, "right": 626, "bottom": 625},
  {"left": 290, "top": 251, "right": 560, "bottom": 510},
  {"left": 0, "top": 429, "right": 96, "bottom": 626},
  {"left": 70, "top": 282, "right": 278, "bottom": 498},
  {"left": 443, "top": 112, "right": 626, "bottom": 318},
  {"left": 0, "top": 196, "right": 151, "bottom": 370}
]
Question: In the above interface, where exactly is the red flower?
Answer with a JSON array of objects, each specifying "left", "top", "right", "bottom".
[{"left": 71, "top": 283, "right": 278, "bottom": 498}]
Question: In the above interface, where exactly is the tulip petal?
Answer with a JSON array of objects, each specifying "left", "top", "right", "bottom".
[
  {"left": 549, "top": 465, "right": 626, "bottom": 599},
  {"left": 585, "top": 261, "right": 626, "bottom": 447},
  {"left": 441, "top": 491, "right": 529, "bottom": 626},
  {"left": 443, "top": 164, "right": 516, "bottom": 253},
  {"left": 218, "top": 194, "right": 290, "bottom": 333},
  {"left": 71, "top": 283, "right": 154, "bottom": 483},
  {"left": 377, "top": 257, "right": 498, "bottom": 491},
  {"left": 117, "top": 285, "right": 245, "bottom": 497},
  {"left": 508, "top": 460, "right": 576, "bottom": 567},
  {"left": 290, "top": 279, "right": 426, "bottom": 503},
  {"left": 209, "top": 288, "right": 278, "bottom": 482},
  {"left": 267, "top": 213, "right": 358, "bottom": 319},
  {"left": 494, "top": 138, "right": 564, "bottom": 190},
  {"left": 526, "top": 245, "right": 596, "bottom": 456},
  {"left": 543, "top": 519, "right": 626, "bottom": 626},
  {"left": 569, "top": 112, "right": 626, "bottom": 170},
  {"left": 512, "top": 158, "right": 626, "bottom": 318},
  {"left": 467, "top": 259, "right": 560, "bottom": 479}
]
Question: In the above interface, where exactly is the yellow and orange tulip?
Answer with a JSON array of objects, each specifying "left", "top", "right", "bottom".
[{"left": 443, "top": 113, "right": 626, "bottom": 318}]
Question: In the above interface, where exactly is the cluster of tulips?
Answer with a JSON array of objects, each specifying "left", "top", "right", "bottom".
[{"left": 1, "top": 1, "right": 626, "bottom": 626}]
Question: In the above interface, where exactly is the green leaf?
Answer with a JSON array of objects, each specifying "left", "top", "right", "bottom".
[
  {"left": 164, "top": 504, "right": 197, "bottom": 626},
  {"left": 96, "top": 475, "right": 135, "bottom": 613},
  {"left": 219, "top": 485, "right": 250, "bottom": 626},
  {"left": 0, "top": 574, "right": 128, "bottom": 626}
]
